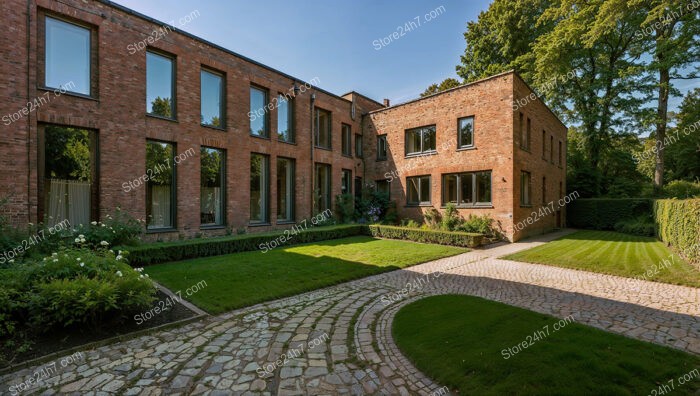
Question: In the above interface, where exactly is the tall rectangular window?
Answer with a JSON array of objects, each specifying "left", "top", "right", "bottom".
[
  {"left": 376, "top": 179, "right": 390, "bottom": 198},
  {"left": 45, "top": 17, "right": 91, "bottom": 95},
  {"left": 250, "top": 86, "right": 270, "bottom": 137},
  {"left": 377, "top": 135, "right": 388, "bottom": 160},
  {"left": 542, "top": 177, "right": 547, "bottom": 205},
  {"left": 458, "top": 116, "right": 474, "bottom": 149},
  {"left": 407, "top": 176, "right": 431, "bottom": 205},
  {"left": 315, "top": 108, "right": 332, "bottom": 148},
  {"left": 441, "top": 171, "right": 491, "bottom": 206},
  {"left": 201, "top": 69, "right": 224, "bottom": 128},
  {"left": 542, "top": 130, "right": 547, "bottom": 160},
  {"left": 250, "top": 153, "right": 269, "bottom": 223},
  {"left": 277, "top": 94, "right": 294, "bottom": 142},
  {"left": 200, "top": 147, "right": 225, "bottom": 226},
  {"left": 519, "top": 113, "right": 529, "bottom": 150},
  {"left": 315, "top": 163, "right": 331, "bottom": 213},
  {"left": 342, "top": 124, "right": 352, "bottom": 156},
  {"left": 146, "top": 141, "right": 176, "bottom": 229},
  {"left": 558, "top": 141, "right": 563, "bottom": 166},
  {"left": 520, "top": 171, "right": 532, "bottom": 206},
  {"left": 550, "top": 136, "right": 554, "bottom": 163},
  {"left": 341, "top": 169, "right": 352, "bottom": 195},
  {"left": 355, "top": 134, "right": 363, "bottom": 158},
  {"left": 277, "top": 158, "right": 295, "bottom": 222},
  {"left": 405, "top": 125, "right": 436, "bottom": 156},
  {"left": 146, "top": 51, "right": 175, "bottom": 119}
]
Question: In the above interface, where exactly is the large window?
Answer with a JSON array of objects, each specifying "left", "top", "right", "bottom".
[
  {"left": 341, "top": 169, "right": 352, "bottom": 195},
  {"left": 250, "top": 86, "right": 270, "bottom": 137},
  {"left": 355, "top": 134, "right": 363, "bottom": 158},
  {"left": 377, "top": 135, "right": 388, "bottom": 160},
  {"left": 201, "top": 69, "right": 224, "bottom": 128},
  {"left": 146, "top": 51, "right": 175, "bottom": 119},
  {"left": 277, "top": 94, "right": 294, "bottom": 142},
  {"left": 250, "top": 153, "right": 269, "bottom": 223},
  {"left": 315, "top": 163, "right": 331, "bottom": 213},
  {"left": 277, "top": 158, "right": 295, "bottom": 222},
  {"left": 342, "top": 124, "right": 352, "bottom": 156},
  {"left": 405, "top": 125, "right": 436, "bottom": 156},
  {"left": 146, "top": 141, "right": 176, "bottom": 229},
  {"left": 315, "top": 108, "right": 331, "bottom": 149},
  {"left": 41, "top": 125, "right": 97, "bottom": 227},
  {"left": 458, "top": 117, "right": 474, "bottom": 149},
  {"left": 519, "top": 113, "right": 530, "bottom": 151},
  {"left": 442, "top": 171, "right": 491, "bottom": 206},
  {"left": 520, "top": 171, "right": 532, "bottom": 206},
  {"left": 407, "top": 176, "right": 431, "bottom": 205},
  {"left": 45, "top": 17, "right": 91, "bottom": 95},
  {"left": 200, "top": 147, "right": 225, "bottom": 226}
]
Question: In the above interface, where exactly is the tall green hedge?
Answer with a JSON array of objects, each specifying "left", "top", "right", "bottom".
[
  {"left": 654, "top": 199, "right": 700, "bottom": 264},
  {"left": 567, "top": 199, "right": 653, "bottom": 229},
  {"left": 367, "top": 225, "right": 484, "bottom": 248},
  {"left": 125, "top": 225, "right": 367, "bottom": 266}
]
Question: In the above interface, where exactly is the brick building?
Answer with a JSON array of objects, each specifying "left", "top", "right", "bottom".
[{"left": 0, "top": 0, "right": 566, "bottom": 242}]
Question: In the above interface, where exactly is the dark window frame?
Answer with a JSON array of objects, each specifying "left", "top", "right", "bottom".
[
  {"left": 542, "top": 130, "right": 547, "bottom": 160},
  {"left": 405, "top": 125, "right": 437, "bottom": 156},
  {"left": 376, "top": 179, "right": 391, "bottom": 199},
  {"left": 250, "top": 85, "right": 271, "bottom": 138},
  {"left": 355, "top": 134, "right": 363, "bottom": 158},
  {"left": 457, "top": 116, "right": 475, "bottom": 149},
  {"left": 276, "top": 157, "right": 296, "bottom": 222},
  {"left": 314, "top": 163, "right": 332, "bottom": 214},
  {"left": 146, "top": 49, "right": 177, "bottom": 120},
  {"left": 341, "top": 169, "right": 353, "bottom": 195},
  {"left": 200, "top": 146, "right": 226, "bottom": 228},
  {"left": 145, "top": 139, "right": 177, "bottom": 231},
  {"left": 277, "top": 93, "right": 295, "bottom": 143},
  {"left": 520, "top": 171, "right": 532, "bottom": 207},
  {"left": 314, "top": 107, "right": 332, "bottom": 149},
  {"left": 200, "top": 67, "right": 226, "bottom": 129},
  {"left": 441, "top": 171, "right": 492, "bottom": 207},
  {"left": 250, "top": 152, "right": 270, "bottom": 224},
  {"left": 341, "top": 124, "right": 352, "bottom": 157},
  {"left": 377, "top": 134, "right": 388, "bottom": 161},
  {"left": 406, "top": 175, "right": 431, "bottom": 206}
]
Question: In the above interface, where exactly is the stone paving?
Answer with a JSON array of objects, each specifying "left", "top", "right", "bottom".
[{"left": 2, "top": 229, "right": 700, "bottom": 395}]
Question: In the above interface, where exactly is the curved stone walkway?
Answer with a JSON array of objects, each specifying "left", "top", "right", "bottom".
[{"left": 2, "top": 229, "right": 700, "bottom": 395}]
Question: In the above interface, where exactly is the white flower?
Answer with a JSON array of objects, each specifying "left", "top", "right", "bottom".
[
  {"left": 80, "top": 263, "right": 85, "bottom": 267},
  {"left": 135, "top": 267, "right": 144, "bottom": 272},
  {"left": 116, "top": 271, "right": 123, "bottom": 277},
  {"left": 91, "top": 221, "right": 97, "bottom": 226},
  {"left": 28, "top": 223, "right": 33, "bottom": 226},
  {"left": 52, "top": 253, "right": 58, "bottom": 257},
  {"left": 116, "top": 255, "right": 123, "bottom": 261},
  {"left": 53, "top": 259, "right": 58, "bottom": 263},
  {"left": 76, "top": 257, "right": 81, "bottom": 261},
  {"left": 74, "top": 238, "right": 81, "bottom": 243},
  {"left": 8, "top": 259, "right": 14, "bottom": 264},
  {"left": 145, "top": 274, "right": 150, "bottom": 278},
  {"left": 78, "top": 234, "right": 85, "bottom": 239},
  {"left": 100, "top": 241, "right": 110, "bottom": 247},
  {"left": 101, "top": 224, "right": 106, "bottom": 227},
  {"left": 43, "top": 258, "right": 47, "bottom": 261}
]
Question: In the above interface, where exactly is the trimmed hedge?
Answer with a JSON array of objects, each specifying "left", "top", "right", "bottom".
[
  {"left": 125, "top": 225, "right": 367, "bottom": 266},
  {"left": 367, "top": 225, "right": 484, "bottom": 248},
  {"left": 654, "top": 199, "right": 700, "bottom": 264},
  {"left": 567, "top": 199, "right": 653, "bottom": 230}
]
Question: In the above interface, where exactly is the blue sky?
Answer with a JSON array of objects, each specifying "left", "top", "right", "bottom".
[{"left": 113, "top": 0, "right": 696, "bottom": 112}]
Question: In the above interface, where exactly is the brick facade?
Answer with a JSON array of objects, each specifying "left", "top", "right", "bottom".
[{"left": 0, "top": 0, "right": 566, "bottom": 242}]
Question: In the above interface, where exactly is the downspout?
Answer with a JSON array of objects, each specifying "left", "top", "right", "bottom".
[
  {"left": 26, "top": 0, "right": 32, "bottom": 224},
  {"left": 310, "top": 93, "right": 316, "bottom": 217}
]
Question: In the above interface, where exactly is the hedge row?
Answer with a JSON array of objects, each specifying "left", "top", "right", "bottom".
[
  {"left": 367, "top": 225, "right": 484, "bottom": 248},
  {"left": 654, "top": 199, "right": 700, "bottom": 264},
  {"left": 126, "top": 225, "right": 367, "bottom": 266},
  {"left": 567, "top": 199, "right": 653, "bottom": 230}
]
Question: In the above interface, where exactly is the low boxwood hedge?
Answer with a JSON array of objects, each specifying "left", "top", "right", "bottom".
[
  {"left": 654, "top": 199, "right": 700, "bottom": 264},
  {"left": 368, "top": 225, "right": 484, "bottom": 248},
  {"left": 567, "top": 198, "right": 653, "bottom": 230},
  {"left": 125, "top": 224, "right": 367, "bottom": 266}
]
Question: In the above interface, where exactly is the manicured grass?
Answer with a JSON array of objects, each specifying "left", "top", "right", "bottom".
[
  {"left": 502, "top": 230, "right": 700, "bottom": 287},
  {"left": 393, "top": 295, "right": 700, "bottom": 395},
  {"left": 145, "top": 236, "right": 466, "bottom": 314}
]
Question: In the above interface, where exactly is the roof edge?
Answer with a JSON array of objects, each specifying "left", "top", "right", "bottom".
[{"left": 340, "top": 91, "right": 386, "bottom": 108}]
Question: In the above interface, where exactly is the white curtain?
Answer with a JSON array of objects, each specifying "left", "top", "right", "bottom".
[
  {"left": 150, "top": 185, "right": 172, "bottom": 227},
  {"left": 47, "top": 179, "right": 90, "bottom": 227},
  {"left": 201, "top": 187, "right": 221, "bottom": 224}
]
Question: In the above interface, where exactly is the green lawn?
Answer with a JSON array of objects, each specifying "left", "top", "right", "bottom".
[
  {"left": 502, "top": 230, "right": 700, "bottom": 287},
  {"left": 145, "top": 236, "right": 467, "bottom": 314},
  {"left": 393, "top": 295, "right": 700, "bottom": 395}
]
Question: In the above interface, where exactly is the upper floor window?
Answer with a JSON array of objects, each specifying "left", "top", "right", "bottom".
[
  {"left": 146, "top": 51, "right": 175, "bottom": 119},
  {"left": 558, "top": 141, "right": 563, "bottom": 166},
  {"left": 377, "top": 135, "right": 388, "bottom": 160},
  {"left": 542, "top": 130, "right": 547, "bottom": 160},
  {"left": 519, "top": 113, "right": 530, "bottom": 151},
  {"left": 250, "top": 86, "right": 270, "bottom": 137},
  {"left": 405, "top": 125, "right": 436, "bottom": 156},
  {"left": 45, "top": 17, "right": 91, "bottom": 95},
  {"left": 315, "top": 108, "right": 332, "bottom": 149},
  {"left": 458, "top": 117, "right": 474, "bottom": 149},
  {"left": 201, "top": 69, "right": 224, "bottom": 128},
  {"left": 407, "top": 175, "right": 431, "bottom": 205},
  {"left": 341, "top": 169, "right": 352, "bottom": 195},
  {"left": 278, "top": 94, "right": 294, "bottom": 143},
  {"left": 550, "top": 136, "right": 554, "bottom": 163},
  {"left": 342, "top": 124, "right": 352, "bottom": 156},
  {"left": 355, "top": 134, "right": 363, "bottom": 158},
  {"left": 520, "top": 171, "right": 532, "bottom": 206}
]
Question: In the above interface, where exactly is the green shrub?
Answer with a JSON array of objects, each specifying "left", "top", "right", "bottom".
[
  {"left": 126, "top": 224, "right": 367, "bottom": 266},
  {"left": 335, "top": 194, "right": 356, "bottom": 223},
  {"left": 567, "top": 198, "right": 653, "bottom": 229},
  {"left": 401, "top": 219, "right": 421, "bottom": 228},
  {"left": 654, "top": 199, "right": 700, "bottom": 264},
  {"left": 440, "top": 204, "right": 462, "bottom": 231},
  {"left": 70, "top": 208, "right": 143, "bottom": 248},
  {"left": 613, "top": 216, "right": 655, "bottom": 237},
  {"left": 422, "top": 208, "right": 442, "bottom": 228},
  {"left": 457, "top": 215, "right": 496, "bottom": 237},
  {"left": 368, "top": 225, "right": 484, "bottom": 248},
  {"left": 662, "top": 180, "right": 700, "bottom": 199}
]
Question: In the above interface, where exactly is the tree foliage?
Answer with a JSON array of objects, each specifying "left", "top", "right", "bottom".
[{"left": 420, "top": 78, "right": 462, "bottom": 97}]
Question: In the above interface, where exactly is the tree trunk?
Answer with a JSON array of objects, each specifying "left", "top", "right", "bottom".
[{"left": 654, "top": 66, "right": 670, "bottom": 192}]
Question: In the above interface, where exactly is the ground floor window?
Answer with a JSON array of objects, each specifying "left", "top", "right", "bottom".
[
  {"left": 277, "top": 158, "right": 295, "bottom": 221},
  {"left": 200, "top": 147, "right": 225, "bottom": 226},
  {"left": 315, "top": 163, "right": 331, "bottom": 214},
  {"left": 250, "top": 153, "right": 270, "bottom": 223},
  {"left": 41, "top": 125, "right": 97, "bottom": 227},
  {"left": 146, "top": 140, "right": 176, "bottom": 230},
  {"left": 341, "top": 169, "right": 352, "bottom": 195},
  {"left": 407, "top": 175, "right": 431, "bottom": 205},
  {"left": 521, "top": 171, "right": 532, "bottom": 206},
  {"left": 376, "top": 179, "right": 390, "bottom": 198},
  {"left": 441, "top": 171, "right": 491, "bottom": 206}
]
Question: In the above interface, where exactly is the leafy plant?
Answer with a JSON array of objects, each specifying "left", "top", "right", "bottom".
[
  {"left": 440, "top": 204, "right": 462, "bottom": 231},
  {"left": 662, "top": 180, "right": 700, "bottom": 199}
]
